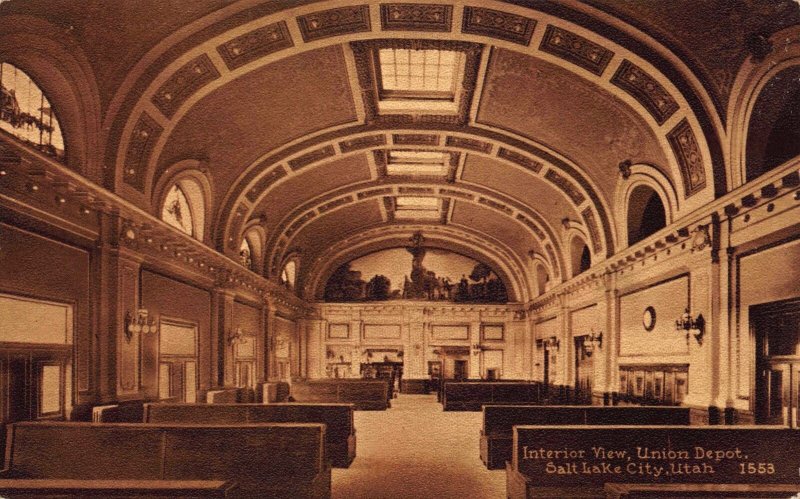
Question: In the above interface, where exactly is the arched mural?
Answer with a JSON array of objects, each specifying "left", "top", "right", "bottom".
[{"left": 324, "top": 232, "right": 508, "bottom": 303}]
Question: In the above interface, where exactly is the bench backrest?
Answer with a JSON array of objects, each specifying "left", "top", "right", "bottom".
[
  {"left": 512, "top": 425, "right": 800, "bottom": 488},
  {"left": 292, "top": 380, "right": 388, "bottom": 405},
  {"left": 5, "top": 421, "right": 325, "bottom": 493},
  {"left": 444, "top": 382, "right": 541, "bottom": 404},
  {"left": 144, "top": 403, "right": 354, "bottom": 438},
  {"left": 483, "top": 405, "right": 690, "bottom": 436}
]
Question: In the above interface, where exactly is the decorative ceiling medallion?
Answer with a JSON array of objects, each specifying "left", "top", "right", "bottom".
[
  {"left": 245, "top": 167, "right": 287, "bottom": 203},
  {"left": 393, "top": 134, "right": 440, "bottom": 146},
  {"left": 581, "top": 207, "right": 603, "bottom": 254},
  {"left": 124, "top": 113, "right": 163, "bottom": 192},
  {"left": 151, "top": 54, "right": 220, "bottom": 119},
  {"left": 339, "top": 135, "right": 386, "bottom": 153},
  {"left": 515, "top": 214, "right": 546, "bottom": 240},
  {"left": 611, "top": 60, "right": 679, "bottom": 126},
  {"left": 544, "top": 169, "right": 585, "bottom": 205},
  {"left": 445, "top": 136, "right": 492, "bottom": 153},
  {"left": 667, "top": 118, "right": 706, "bottom": 197},
  {"left": 380, "top": 4, "right": 453, "bottom": 32},
  {"left": 216, "top": 22, "right": 293, "bottom": 71},
  {"left": 461, "top": 7, "right": 536, "bottom": 46},
  {"left": 297, "top": 5, "right": 371, "bottom": 42},
  {"left": 287, "top": 145, "right": 336, "bottom": 171},
  {"left": 498, "top": 147, "right": 542, "bottom": 173},
  {"left": 539, "top": 25, "right": 613, "bottom": 76}
]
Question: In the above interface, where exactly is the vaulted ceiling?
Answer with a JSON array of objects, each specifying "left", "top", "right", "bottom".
[{"left": 3, "top": 0, "right": 797, "bottom": 302}]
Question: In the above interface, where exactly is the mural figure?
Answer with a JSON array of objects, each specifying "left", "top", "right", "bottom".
[{"left": 323, "top": 232, "right": 508, "bottom": 303}]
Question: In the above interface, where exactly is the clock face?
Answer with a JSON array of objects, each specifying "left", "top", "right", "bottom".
[{"left": 643, "top": 306, "right": 656, "bottom": 331}]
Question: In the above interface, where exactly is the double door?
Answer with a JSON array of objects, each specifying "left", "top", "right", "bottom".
[
  {"left": 757, "top": 360, "right": 800, "bottom": 427},
  {"left": 754, "top": 299, "right": 800, "bottom": 427}
]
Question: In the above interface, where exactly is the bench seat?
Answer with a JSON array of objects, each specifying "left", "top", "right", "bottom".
[
  {"left": 291, "top": 380, "right": 389, "bottom": 410},
  {"left": 0, "top": 479, "right": 236, "bottom": 498},
  {"left": 442, "top": 381, "right": 541, "bottom": 411},
  {"left": 605, "top": 482, "right": 800, "bottom": 498},
  {"left": 1, "top": 422, "right": 330, "bottom": 499},
  {"left": 144, "top": 402, "right": 356, "bottom": 468}
]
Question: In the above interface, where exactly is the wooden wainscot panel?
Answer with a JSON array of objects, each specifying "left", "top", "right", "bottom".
[{"left": 507, "top": 426, "right": 800, "bottom": 499}]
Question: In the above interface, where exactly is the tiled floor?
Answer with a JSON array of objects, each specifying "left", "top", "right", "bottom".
[{"left": 332, "top": 394, "right": 506, "bottom": 499}]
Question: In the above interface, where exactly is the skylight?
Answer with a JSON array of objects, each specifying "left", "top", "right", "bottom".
[
  {"left": 387, "top": 150, "right": 447, "bottom": 176},
  {"left": 395, "top": 196, "right": 441, "bottom": 219},
  {"left": 377, "top": 48, "right": 464, "bottom": 113}
]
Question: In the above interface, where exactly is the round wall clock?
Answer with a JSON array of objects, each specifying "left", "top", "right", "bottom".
[{"left": 642, "top": 306, "right": 656, "bottom": 331}]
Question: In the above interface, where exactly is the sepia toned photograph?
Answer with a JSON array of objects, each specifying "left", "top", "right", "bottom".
[{"left": 0, "top": 0, "right": 800, "bottom": 497}]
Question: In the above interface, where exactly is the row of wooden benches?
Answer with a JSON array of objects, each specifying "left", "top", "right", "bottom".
[
  {"left": 2, "top": 401, "right": 362, "bottom": 498},
  {"left": 476, "top": 404, "right": 800, "bottom": 498}
]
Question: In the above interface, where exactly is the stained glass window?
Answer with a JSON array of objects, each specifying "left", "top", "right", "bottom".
[
  {"left": 0, "top": 63, "right": 64, "bottom": 160},
  {"left": 161, "top": 184, "right": 194, "bottom": 236}
]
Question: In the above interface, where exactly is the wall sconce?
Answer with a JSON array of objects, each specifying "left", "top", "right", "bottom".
[
  {"left": 125, "top": 309, "right": 157, "bottom": 342},
  {"left": 544, "top": 337, "right": 560, "bottom": 352},
  {"left": 583, "top": 329, "right": 603, "bottom": 356},
  {"left": 227, "top": 327, "right": 244, "bottom": 346},
  {"left": 675, "top": 308, "right": 705, "bottom": 345},
  {"left": 471, "top": 343, "right": 483, "bottom": 355}
]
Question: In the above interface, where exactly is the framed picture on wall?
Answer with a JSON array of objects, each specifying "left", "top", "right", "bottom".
[
  {"left": 481, "top": 324, "right": 504, "bottom": 341},
  {"left": 328, "top": 323, "right": 350, "bottom": 339}
]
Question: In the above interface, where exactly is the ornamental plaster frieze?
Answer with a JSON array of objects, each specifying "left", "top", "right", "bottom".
[{"left": 0, "top": 135, "right": 305, "bottom": 312}]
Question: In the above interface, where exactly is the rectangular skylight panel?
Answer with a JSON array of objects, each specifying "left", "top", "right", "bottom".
[
  {"left": 379, "top": 48, "right": 459, "bottom": 93},
  {"left": 396, "top": 196, "right": 439, "bottom": 209},
  {"left": 389, "top": 151, "right": 446, "bottom": 164},
  {"left": 387, "top": 164, "right": 445, "bottom": 175},
  {"left": 395, "top": 209, "right": 441, "bottom": 220}
]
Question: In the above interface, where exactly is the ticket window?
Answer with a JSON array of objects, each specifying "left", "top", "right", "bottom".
[
  {"left": 159, "top": 320, "right": 198, "bottom": 403},
  {"left": 234, "top": 335, "right": 256, "bottom": 389}
]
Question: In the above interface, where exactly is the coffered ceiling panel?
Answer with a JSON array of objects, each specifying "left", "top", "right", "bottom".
[
  {"left": 449, "top": 200, "right": 542, "bottom": 259},
  {"left": 156, "top": 45, "right": 357, "bottom": 209},
  {"left": 286, "top": 200, "right": 384, "bottom": 263},
  {"left": 252, "top": 154, "right": 372, "bottom": 237},
  {"left": 460, "top": 154, "right": 579, "bottom": 231},
  {"left": 477, "top": 48, "right": 669, "bottom": 200}
]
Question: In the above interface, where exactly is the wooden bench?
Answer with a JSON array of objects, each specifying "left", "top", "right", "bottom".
[
  {"left": 144, "top": 402, "right": 356, "bottom": 468},
  {"left": 506, "top": 425, "right": 800, "bottom": 499},
  {"left": 442, "top": 381, "right": 541, "bottom": 411},
  {"left": 291, "top": 380, "right": 389, "bottom": 410},
  {"left": 481, "top": 405, "right": 690, "bottom": 470},
  {"left": 0, "top": 479, "right": 237, "bottom": 497},
  {"left": 260, "top": 381, "right": 291, "bottom": 403},
  {"left": 1, "top": 421, "right": 330, "bottom": 498},
  {"left": 605, "top": 482, "right": 800, "bottom": 498},
  {"left": 91, "top": 401, "right": 144, "bottom": 423}
]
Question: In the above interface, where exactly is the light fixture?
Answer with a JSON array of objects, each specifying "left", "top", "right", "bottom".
[
  {"left": 125, "top": 309, "right": 157, "bottom": 342},
  {"left": 227, "top": 327, "right": 244, "bottom": 346},
  {"left": 675, "top": 308, "right": 705, "bottom": 345},
  {"left": 584, "top": 329, "right": 603, "bottom": 356}
]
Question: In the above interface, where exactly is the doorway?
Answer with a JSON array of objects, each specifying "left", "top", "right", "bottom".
[
  {"left": 574, "top": 336, "right": 593, "bottom": 404},
  {"left": 753, "top": 298, "right": 800, "bottom": 427}
]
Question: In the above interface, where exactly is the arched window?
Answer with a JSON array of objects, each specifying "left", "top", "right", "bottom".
[
  {"left": 570, "top": 236, "right": 591, "bottom": 278},
  {"left": 161, "top": 184, "right": 194, "bottom": 236},
  {"left": 627, "top": 185, "right": 667, "bottom": 245},
  {"left": 746, "top": 65, "right": 800, "bottom": 181},
  {"left": 0, "top": 62, "right": 64, "bottom": 160},
  {"left": 239, "top": 238, "right": 253, "bottom": 270},
  {"left": 281, "top": 260, "right": 297, "bottom": 289}
]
